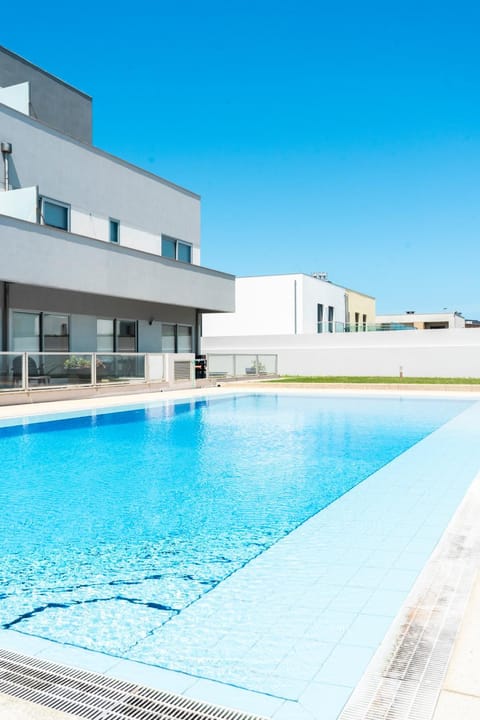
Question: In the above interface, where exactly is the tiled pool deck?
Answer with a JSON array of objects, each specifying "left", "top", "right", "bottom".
[{"left": 1, "top": 385, "right": 480, "bottom": 720}]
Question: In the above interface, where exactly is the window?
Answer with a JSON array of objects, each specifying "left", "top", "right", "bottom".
[
  {"left": 12, "top": 311, "right": 69, "bottom": 351},
  {"left": 161, "top": 323, "right": 193, "bottom": 353},
  {"left": 162, "top": 236, "right": 176, "bottom": 259},
  {"left": 116, "top": 320, "right": 137, "bottom": 352},
  {"left": 12, "top": 312, "right": 40, "bottom": 352},
  {"left": 177, "top": 325, "right": 193, "bottom": 352},
  {"left": 109, "top": 219, "right": 120, "bottom": 243},
  {"left": 162, "top": 324, "right": 176, "bottom": 353},
  {"left": 41, "top": 198, "right": 69, "bottom": 230},
  {"left": 177, "top": 242, "right": 192, "bottom": 263},
  {"left": 328, "top": 306, "right": 334, "bottom": 333},
  {"left": 97, "top": 319, "right": 114, "bottom": 351},
  {"left": 43, "top": 314, "right": 69, "bottom": 351},
  {"left": 317, "top": 304, "right": 324, "bottom": 333},
  {"left": 363, "top": 314, "right": 367, "bottom": 331},
  {"left": 355, "top": 312, "right": 360, "bottom": 332},
  {"left": 161, "top": 235, "right": 192, "bottom": 263}
]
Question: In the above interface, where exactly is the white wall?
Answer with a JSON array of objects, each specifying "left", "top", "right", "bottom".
[
  {"left": 202, "top": 328, "right": 480, "bottom": 378},
  {"left": 299, "top": 275, "right": 346, "bottom": 332},
  {"left": 0, "top": 186, "right": 37, "bottom": 221},
  {"left": 2, "top": 104, "right": 201, "bottom": 260},
  {"left": 0, "top": 82, "right": 29, "bottom": 115},
  {"left": 203, "top": 275, "right": 347, "bottom": 337}
]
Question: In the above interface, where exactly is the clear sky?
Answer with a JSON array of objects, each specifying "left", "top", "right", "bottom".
[{"left": 3, "top": 1, "right": 480, "bottom": 316}]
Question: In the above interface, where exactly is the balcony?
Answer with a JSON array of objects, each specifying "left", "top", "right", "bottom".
[{"left": 0, "top": 214, "right": 235, "bottom": 313}]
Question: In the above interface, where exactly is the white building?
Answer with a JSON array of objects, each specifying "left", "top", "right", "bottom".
[
  {"left": 0, "top": 45, "right": 234, "bottom": 358},
  {"left": 376, "top": 312, "right": 466, "bottom": 331},
  {"left": 202, "top": 273, "right": 349, "bottom": 339}
]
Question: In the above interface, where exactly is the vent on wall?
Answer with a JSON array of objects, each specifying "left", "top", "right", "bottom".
[{"left": 174, "top": 360, "right": 192, "bottom": 381}]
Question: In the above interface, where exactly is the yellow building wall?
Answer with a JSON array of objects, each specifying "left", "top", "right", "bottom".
[{"left": 345, "top": 290, "right": 376, "bottom": 330}]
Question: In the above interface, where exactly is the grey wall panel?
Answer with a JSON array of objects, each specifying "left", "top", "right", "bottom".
[
  {"left": 1, "top": 107, "right": 200, "bottom": 246},
  {"left": 2, "top": 218, "right": 234, "bottom": 312},
  {"left": 0, "top": 46, "right": 92, "bottom": 144},
  {"left": 69, "top": 315, "right": 97, "bottom": 352},
  {"left": 8, "top": 284, "right": 199, "bottom": 324}
]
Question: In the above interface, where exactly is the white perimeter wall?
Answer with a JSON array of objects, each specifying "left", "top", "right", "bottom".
[
  {"left": 202, "top": 275, "right": 346, "bottom": 337},
  {"left": 202, "top": 328, "right": 480, "bottom": 378}
]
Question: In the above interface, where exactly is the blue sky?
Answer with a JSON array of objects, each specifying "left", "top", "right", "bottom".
[{"left": 3, "top": 1, "right": 480, "bottom": 315}]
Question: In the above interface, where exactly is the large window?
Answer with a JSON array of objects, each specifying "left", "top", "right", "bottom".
[
  {"left": 116, "top": 320, "right": 137, "bottom": 352},
  {"left": 162, "top": 323, "right": 193, "bottom": 353},
  {"left": 41, "top": 198, "right": 70, "bottom": 231},
  {"left": 161, "top": 235, "right": 192, "bottom": 263},
  {"left": 162, "top": 324, "right": 176, "bottom": 353},
  {"left": 177, "top": 325, "right": 193, "bottom": 353},
  {"left": 97, "top": 319, "right": 114, "bottom": 351},
  {"left": 12, "top": 312, "right": 40, "bottom": 352},
  {"left": 12, "top": 311, "right": 69, "bottom": 351},
  {"left": 43, "top": 314, "right": 69, "bottom": 351}
]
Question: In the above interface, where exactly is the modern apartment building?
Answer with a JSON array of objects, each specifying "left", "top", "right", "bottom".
[
  {"left": 202, "top": 273, "right": 375, "bottom": 338},
  {"left": 0, "top": 46, "right": 234, "bottom": 357}
]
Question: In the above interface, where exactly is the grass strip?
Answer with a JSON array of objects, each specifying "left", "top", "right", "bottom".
[{"left": 270, "top": 376, "right": 480, "bottom": 384}]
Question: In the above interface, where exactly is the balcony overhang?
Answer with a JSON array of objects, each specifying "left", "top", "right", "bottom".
[{"left": 0, "top": 215, "right": 235, "bottom": 313}]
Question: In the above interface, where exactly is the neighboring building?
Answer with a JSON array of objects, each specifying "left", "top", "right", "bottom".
[
  {"left": 202, "top": 273, "right": 375, "bottom": 338},
  {"left": 344, "top": 287, "right": 376, "bottom": 332},
  {"left": 376, "top": 312, "right": 466, "bottom": 331},
  {"left": 0, "top": 46, "right": 234, "bottom": 356}
]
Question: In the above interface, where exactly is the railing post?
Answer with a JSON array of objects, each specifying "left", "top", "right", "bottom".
[
  {"left": 92, "top": 353, "right": 97, "bottom": 385},
  {"left": 233, "top": 354, "right": 237, "bottom": 378},
  {"left": 145, "top": 353, "right": 150, "bottom": 383},
  {"left": 24, "top": 352, "right": 28, "bottom": 391}
]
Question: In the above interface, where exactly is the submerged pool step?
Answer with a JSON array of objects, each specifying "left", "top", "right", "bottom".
[{"left": 0, "top": 648, "right": 267, "bottom": 720}]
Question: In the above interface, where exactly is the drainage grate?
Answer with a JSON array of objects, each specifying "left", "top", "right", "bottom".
[
  {"left": 338, "top": 473, "right": 480, "bottom": 720},
  {"left": 0, "top": 648, "right": 267, "bottom": 720}
]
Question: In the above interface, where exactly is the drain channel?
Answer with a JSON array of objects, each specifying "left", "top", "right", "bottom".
[{"left": 0, "top": 648, "right": 267, "bottom": 720}]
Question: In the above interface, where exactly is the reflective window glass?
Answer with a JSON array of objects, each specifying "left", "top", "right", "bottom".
[
  {"left": 116, "top": 320, "right": 137, "bottom": 351},
  {"left": 162, "top": 324, "right": 176, "bottom": 352},
  {"left": 177, "top": 325, "right": 192, "bottom": 352},
  {"left": 109, "top": 219, "right": 119, "bottom": 243},
  {"left": 177, "top": 242, "right": 192, "bottom": 263},
  {"left": 12, "top": 312, "right": 40, "bottom": 352},
  {"left": 42, "top": 200, "right": 69, "bottom": 230},
  {"left": 162, "top": 236, "right": 176, "bottom": 259},
  {"left": 43, "top": 314, "right": 69, "bottom": 351},
  {"left": 97, "top": 319, "right": 114, "bottom": 352}
]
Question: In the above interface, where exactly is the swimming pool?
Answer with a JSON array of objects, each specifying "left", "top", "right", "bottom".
[{"left": 1, "top": 391, "right": 479, "bottom": 719}]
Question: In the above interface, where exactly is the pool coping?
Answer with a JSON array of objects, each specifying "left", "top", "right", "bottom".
[{"left": 1, "top": 385, "right": 480, "bottom": 720}]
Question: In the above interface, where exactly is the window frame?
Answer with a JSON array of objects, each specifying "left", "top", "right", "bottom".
[
  {"left": 40, "top": 197, "right": 70, "bottom": 231},
  {"left": 109, "top": 218, "right": 120, "bottom": 244},
  {"left": 161, "top": 323, "right": 194, "bottom": 353},
  {"left": 161, "top": 234, "right": 193, "bottom": 263}
]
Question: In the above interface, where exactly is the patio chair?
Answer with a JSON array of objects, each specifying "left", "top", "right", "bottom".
[{"left": 12, "top": 356, "right": 50, "bottom": 387}]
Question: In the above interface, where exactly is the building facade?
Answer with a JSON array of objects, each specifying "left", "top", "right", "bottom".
[
  {"left": 202, "top": 273, "right": 375, "bottom": 339},
  {"left": 376, "top": 312, "right": 466, "bottom": 331},
  {"left": 0, "top": 46, "right": 234, "bottom": 357}
]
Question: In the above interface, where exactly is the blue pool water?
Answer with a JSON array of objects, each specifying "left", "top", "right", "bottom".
[{"left": 0, "top": 393, "right": 472, "bottom": 658}]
